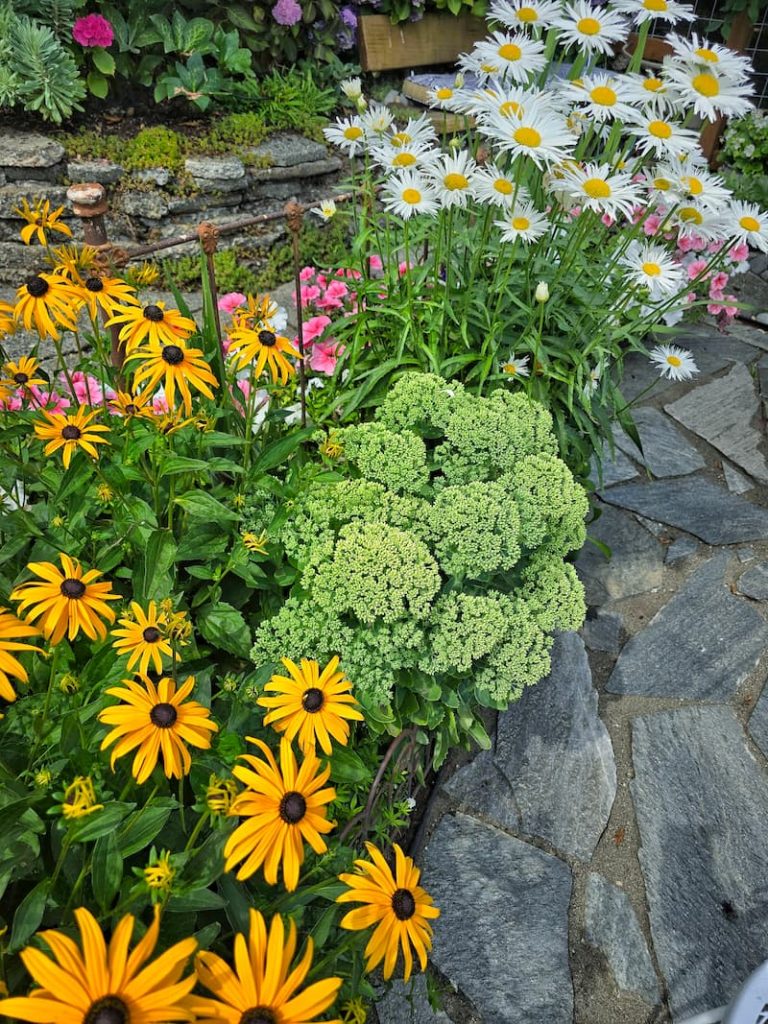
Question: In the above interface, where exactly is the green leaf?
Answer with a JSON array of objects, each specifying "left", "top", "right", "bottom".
[
  {"left": 167, "top": 889, "right": 225, "bottom": 912},
  {"left": 118, "top": 800, "right": 177, "bottom": 857},
  {"left": 174, "top": 490, "right": 239, "bottom": 522},
  {"left": 91, "top": 47, "right": 116, "bottom": 75},
  {"left": 9, "top": 880, "right": 50, "bottom": 952},
  {"left": 249, "top": 428, "right": 314, "bottom": 475},
  {"left": 87, "top": 71, "right": 109, "bottom": 99},
  {"left": 197, "top": 602, "right": 251, "bottom": 658},
  {"left": 70, "top": 803, "right": 134, "bottom": 843},
  {"left": 134, "top": 529, "right": 177, "bottom": 603},
  {"left": 158, "top": 456, "right": 214, "bottom": 479},
  {"left": 92, "top": 832, "right": 123, "bottom": 911},
  {"left": 330, "top": 747, "right": 372, "bottom": 785}
]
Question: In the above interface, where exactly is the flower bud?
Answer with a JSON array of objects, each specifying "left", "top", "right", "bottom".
[{"left": 535, "top": 281, "right": 550, "bottom": 303}]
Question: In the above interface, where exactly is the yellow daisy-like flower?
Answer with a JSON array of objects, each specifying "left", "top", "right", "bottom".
[
  {"left": 337, "top": 842, "right": 440, "bottom": 982},
  {"left": 0, "top": 301, "right": 15, "bottom": 338},
  {"left": 0, "top": 905, "right": 196, "bottom": 1024},
  {"left": 125, "top": 261, "right": 161, "bottom": 289},
  {"left": 79, "top": 274, "right": 138, "bottom": 319},
  {"left": 224, "top": 736, "right": 336, "bottom": 892},
  {"left": 1, "top": 356, "right": 46, "bottom": 392},
  {"left": 188, "top": 909, "right": 342, "bottom": 1024},
  {"left": 49, "top": 243, "right": 99, "bottom": 284},
  {"left": 109, "top": 389, "right": 156, "bottom": 421},
  {"left": 226, "top": 323, "right": 298, "bottom": 385},
  {"left": 127, "top": 339, "right": 218, "bottom": 415},
  {"left": 14, "top": 273, "right": 79, "bottom": 341},
  {"left": 11, "top": 554, "right": 119, "bottom": 645},
  {"left": 98, "top": 674, "right": 218, "bottom": 785},
  {"left": 0, "top": 607, "right": 44, "bottom": 703},
  {"left": 106, "top": 301, "right": 196, "bottom": 355},
  {"left": 111, "top": 601, "right": 175, "bottom": 676},
  {"left": 15, "top": 197, "right": 73, "bottom": 247},
  {"left": 144, "top": 851, "right": 175, "bottom": 893},
  {"left": 34, "top": 405, "right": 111, "bottom": 469},
  {"left": 206, "top": 774, "right": 238, "bottom": 816},
  {"left": 258, "top": 656, "right": 364, "bottom": 756},
  {"left": 61, "top": 775, "right": 103, "bottom": 819},
  {"left": 241, "top": 530, "right": 268, "bottom": 555}
]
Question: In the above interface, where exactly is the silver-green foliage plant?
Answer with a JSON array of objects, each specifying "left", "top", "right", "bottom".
[{"left": 251, "top": 372, "right": 588, "bottom": 765}]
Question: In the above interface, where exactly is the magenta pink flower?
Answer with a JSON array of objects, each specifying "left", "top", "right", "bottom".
[
  {"left": 30, "top": 387, "right": 70, "bottom": 414},
  {"left": 601, "top": 213, "right": 615, "bottom": 228},
  {"left": 0, "top": 393, "right": 22, "bottom": 411},
  {"left": 299, "top": 266, "right": 317, "bottom": 282},
  {"left": 272, "top": 0, "right": 302, "bottom": 25},
  {"left": 643, "top": 214, "right": 662, "bottom": 237},
  {"left": 218, "top": 292, "right": 247, "bottom": 314},
  {"left": 298, "top": 284, "right": 322, "bottom": 307},
  {"left": 730, "top": 241, "right": 749, "bottom": 263},
  {"left": 303, "top": 315, "right": 332, "bottom": 343},
  {"left": 153, "top": 393, "right": 170, "bottom": 415},
  {"left": 710, "top": 271, "right": 729, "bottom": 292},
  {"left": 72, "top": 13, "right": 114, "bottom": 47},
  {"left": 369, "top": 254, "right": 383, "bottom": 272},
  {"left": 687, "top": 258, "right": 708, "bottom": 281},
  {"left": 309, "top": 340, "right": 343, "bottom": 375},
  {"left": 63, "top": 371, "right": 113, "bottom": 406}
]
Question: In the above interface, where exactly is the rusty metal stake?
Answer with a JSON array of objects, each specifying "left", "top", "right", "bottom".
[
  {"left": 198, "top": 222, "right": 224, "bottom": 350},
  {"left": 285, "top": 201, "right": 308, "bottom": 428}
]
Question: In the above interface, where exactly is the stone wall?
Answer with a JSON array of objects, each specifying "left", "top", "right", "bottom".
[{"left": 0, "top": 128, "right": 344, "bottom": 284}]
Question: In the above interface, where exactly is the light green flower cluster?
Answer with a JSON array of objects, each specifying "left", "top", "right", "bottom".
[{"left": 252, "top": 373, "right": 588, "bottom": 757}]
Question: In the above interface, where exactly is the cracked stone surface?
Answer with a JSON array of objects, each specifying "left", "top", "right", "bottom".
[
  {"left": 495, "top": 632, "right": 616, "bottom": 861},
  {"left": 424, "top": 813, "right": 573, "bottom": 1024},
  {"left": 375, "top": 975, "right": 451, "bottom": 1024},
  {"left": 723, "top": 461, "right": 753, "bottom": 494},
  {"left": 665, "top": 535, "right": 698, "bottom": 563},
  {"left": 737, "top": 561, "right": 768, "bottom": 601},
  {"left": 575, "top": 504, "right": 664, "bottom": 604},
  {"left": 442, "top": 748, "right": 520, "bottom": 832},
  {"left": 614, "top": 407, "right": 705, "bottom": 478}
]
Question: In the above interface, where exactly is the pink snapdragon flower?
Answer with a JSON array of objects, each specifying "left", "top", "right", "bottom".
[
  {"left": 72, "top": 14, "right": 114, "bottom": 47},
  {"left": 218, "top": 292, "right": 247, "bottom": 314},
  {"left": 272, "top": 0, "right": 302, "bottom": 25}
]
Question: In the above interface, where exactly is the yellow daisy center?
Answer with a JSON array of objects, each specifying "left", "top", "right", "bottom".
[
  {"left": 683, "top": 176, "right": 704, "bottom": 195},
  {"left": 481, "top": 61, "right": 500, "bottom": 73},
  {"left": 499, "top": 99, "right": 522, "bottom": 117},
  {"left": 583, "top": 177, "right": 611, "bottom": 199},
  {"left": 692, "top": 72, "right": 719, "bottom": 97},
  {"left": 695, "top": 46, "right": 719, "bottom": 62},
  {"left": 517, "top": 6, "right": 539, "bottom": 20},
  {"left": 512, "top": 216, "right": 531, "bottom": 230},
  {"left": 740, "top": 214, "right": 761, "bottom": 233},
  {"left": 666, "top": 354, "right": 682, "bottom": 367},
  {"left": 444, "top": 172, "right": 469, "bottom": 190},
  {"left": 679, "top": 207, "right": 703, "bottom": 224},
  {"left": 494, "top": 178, "right": 514, "bottom": 195},
  {"left": 591, "top": 85, "right": 617, "bottom": 106},
  {"left": 577, "top": 16, "right": 601, "bottom": 35},
  {"left": 343, "top": 126, "right": 363, "bottom": 140},
  {"left": 436, "top": 87, "right": 453, "bottom": 99},
  {"left": 503, "top": 363, "right": 518, "bottom": 374},
  {"left": 642, "top": 261, "right": 662, "bottom": 276},
  {"left": 393, "top": 152, "right": 417, "bottom": 167},
  {"left": 643, "top": 0, "right": 667, "bottom": 10},
  {"left": 498, "top": 42, "right": 523, "bottom": 61},
  {"left": 643, "top": 77, "right": 664, "bottom": 92},
  {"left": 513, "top": 125, "right": 542, "bottom": 148},
  {"left": 392, "top": 131, "right": 413, "bottom": 146},
  {"left": 402, "top": 188, "right": 422, "bottom": 205},
  {"left": 648, "top": 119, "right": 673, "bottom": 139},
  {"left": 654, "top": 177, "right": 671, "bottom": 190}
]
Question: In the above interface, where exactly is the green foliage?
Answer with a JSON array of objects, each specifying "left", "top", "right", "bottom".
[
  {"left": 721, "top": 109, "right": 768, "bottom": 177},
  {"left": 253, "top": 220, "right": 351, "bottom": 292},
  {"left": 164, "top": 248, "right": 263, "bottom": 297},
  {"left": 237, "top": 67, "right": 336, "bottom": 136}
]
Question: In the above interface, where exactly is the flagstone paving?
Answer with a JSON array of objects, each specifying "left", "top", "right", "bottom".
[{"left": 374, "top": 316, "right": 768, "bottom": 1024}]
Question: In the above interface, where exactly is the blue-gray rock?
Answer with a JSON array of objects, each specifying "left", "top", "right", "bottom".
[
  {"left": 665, "top": 364, "right": 768, "bottom": 484},
  {"left": 424, "top": 813, "right": 573, "bottom": 1024},
  {"left": 591, "top": 445, "right": 638, "bottom": 487},
  {"left": 723, "top": 461, "right": 753, "bottom": 494},
  {"left": 249, "top": 133, "right": 328, "bottom": 167},
  {"left": 584, "top": 874, "right": 660, "bottom": 1005},
  {"left": 582, "top": 608, "right": 623, "bottom": 654},
  {"left": 665, "top": 536, "right": 698, "bottom": 564},
  {"left": 748, "top": 684, "right": 768, "bottom": 757},
  {"left": 614, "top": 408, "right": 705, "bottom": 478},
  {"left": 631, "top": 706, "right": 768, "bottom": 1019},
  {"left": 443, "top": 748, "right": 519, "bottom": 832},
  {"left": 607, "top": 552, "right": 768, "bottom": 699},
  {"left": 495, "top": 632, "right": 616, "bottom": 860},
  {"left": 601, "top": 476, "right": 768, "bottom": 545},
  {"left": 575, "top": 504, "right": 664, "bottom": 604},
  {"left": 375, "top": 974, "right": 451, "bottom": 1024},
  {"left": 737, "top": 562, "right": 768, "bottom": 601},
  {"left": 135, "top": 167, "right": 171, "bottom": 187}
]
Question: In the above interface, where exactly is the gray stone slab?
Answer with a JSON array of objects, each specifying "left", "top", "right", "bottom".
[
  {"left": 748, "top": 684, "right": 768, "bottom": 757},
  {"left": 731, "top": 269, "right": 768, "bottom": 318},
  {"left": 495, "top": 632, "right": 616, "bottom": 860},
  {"left": 250, "top": 132, "right": 328, "bottom": 167},
  {"left": 607, "top": 552, "right": 768, "bottom": 699},
  {"left": 737, "top": 561, "right": 768, "bottom": 600},
  {"left": 443, "top": 748, "right": 520, "bottom": 832},
  {"left": 723, "top": 461, "right": 753, "bottom": 494},
  {"left": 665, "top": 536, "right": 699, "bottom": 564},
  {"left": 0, "top": 130, "right": 65, "bottom": 169},
  {"left": 614, "top": 408, "right": 705, "bottom": 478},
  {"left": 582, "top": 608, "right": 623, "bottom": 655},
  {"left": 601, "top": 476, "right": 768, "bottom": 545},
  {"left": 67, "top": 159, "right": 125, "bottom": 185},
  {"left": 631, "top": 707, "right": 768, "bottom": 1019},
  {"left": 376, "top": 974, "right": 451, "bottom": 1024},
  {"left": 424, "top": 812, "right": 573, "bottom": 1024},
  {"left": 119, "top": 190, "right": 169, "bottom": 220},
  {"left": 665, "top": 364, "right": 768, "bottom": 484},
  {"left": 592, "top": 445, "right": 638, "bottom": 487},
  {"left": 575, "top": 504, "right": 664, "bottom": 604},
  {"left": 584, "top": 873, "right": 660, "bottom": 1005},
  {"left": 185, "top": 156, "right": 246, "bottom": 181}
]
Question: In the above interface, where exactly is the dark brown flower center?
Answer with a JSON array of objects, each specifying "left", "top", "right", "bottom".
[
  {"left": 85, "top": 276, "right": 105, "bottom": 292},
  {"left": 162, "top": 345, "right": 184, "bottom": 365},
  {"left": 14, "top": 372, "right": 28, "bottom": 384},
  {"left": 239, "top": 1010, "right": 277, "bottom": 1024},
  {"left": 302, "top": 687, "right": 324, "bottom": 713},
  {"left": 142, "top": 627, "right": 161, "bottom": 643},
  {"left": 60, "top": 578, "right": 86, "bottom": 599},
  {"left": 143, "top": 304, "right": 164, "bottom": 322},
  {"left": 392, "top": 887, "right": 416, "bottom": 921},
  {"left": 126, "top": 404, "right": 137, "bottom": 414},
  {"left": 279, "top": 790, "right": 306, "bottom": 824},
  {"left": 150, "top": 702, "right": 177, "bottom": 728},
  {"left": 61, "top": 425, "right": 81, "bottom": 440},
  {"left": 26, "top": 275, "right": 49, "bottom": 298},
  {"left": 258, "top": 329, "right": 276, "bottom": 347},
  {"left": 84, "top": 996, "right": 129, "bottom": 1024}
]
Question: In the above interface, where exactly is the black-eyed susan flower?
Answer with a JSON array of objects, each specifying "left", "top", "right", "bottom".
[
  {"left": 188, "top": 909, "right": 342, "bottom": 1024},
  {"left": 99, "top": 675, "right": 218, "bottom": 785},
  {"left": 34, "top": 405, "right": 111, "bottom": 468},
  {"left": 14, "top": 273, "right": 79, "bottom": 340},
  {"left": 111, "top": 601, "right": 175, "bottom": 676},
  {"left": 224, "top": 736, "right": 335, "bottom": 892},
  {"left": 15, "top": 197, "right": 73, "bottom": 246},
  {"left": 206, "top": 774, "right": 238, "bottom": 816},
  {"left": 143, "top": 850, "right": 175, "bottom": 896},
  {"left": 0, "top": 301, "right": 15, "bottom": 338},
  {"left": 109, "top": 389, "right": 156, "bottom": 420},
  {"left": 11, "top": 554, "right": 119, "bottom": 645},
  {"left": 60, "top": 775, "right": 104, "bottom": 819},
  {"left": 49, "top": 242, "right": 99, "bottom": 284},
  {"left": 1, "top": 356, "right": 46, "bottom": 392},
  {"left": 106, "top": 301, "right": 196, "bottom": 354},
  {"left": 337, "top": 842, "right": 440, "bottom": 982},
  {"left": 241, "top": 530, "right": 268, "bottom": 554},
  {"left": 125, "top": 261, "right": 161, "bottom": 289},
  {"left": 127, "top": 339, "right": 218, "bottom": 415},
  {"left": 0, "top": 905, "right": 196, "bottom": 1024},
  {"left": 79, "top": 274, "right": 138, "bottom": 318},
  {"left": 226, "top": 322, "right": 298, "bottom": 384},
  {"left": 0, "top": 607, "right": 44, "bottom": 703},
  {"left": 258, "top": 656, "right": 364, "bottom": 756}
]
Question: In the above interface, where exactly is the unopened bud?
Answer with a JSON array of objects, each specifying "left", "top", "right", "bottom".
[{"left": 535, "top": 281, "right": 550, "bottom": 303}]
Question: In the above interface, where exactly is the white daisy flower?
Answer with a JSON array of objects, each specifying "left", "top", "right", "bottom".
[
  {"left": 666, "top": 32, "right": 753, "bottom": 82},
  {"left": 471, "top": 31, "right": 547, "bottom": 83},
  {"left": 340, "top": 77, "right": 363, "bottom": 100},
  {"left": 323, "top": 116, "right": 366, "bottom": 156},
  {"left": 495, "top": 202, "right": 550, "bottom": 242},
  {"left": 501, "top": 353, "right": 531, "bottom": 377},
  {"left": 489, "top": 0, "right": 563, "bottom": 30},
  {"left": 482, "top": 103, "right": 574, "bottom": 168},
  {"left": 583, "top": 364, "right": 602, "bottom": 397},
  {"left": 556, "top": 162, "right": 640, "bottom": 218},
  {"left": 371, "top": 139, "right": 440, "bottom": 174},
  {"left": 561, "top": 73, "right": 637, "bottom": 123},
  {"left": 428, "top": 83, "right": 460, "bottom": 108},
  {"left": 650, "top": 344, "right": 698, "bottom": 381},
  {"left": 458, "top": 50, "right": 507, "bottom": 80},
  {"left": 389, "top": 114, "right": 438, "bottom": 149},
  {"left": 311, "top": 199, "right": 337, "bottom": 221},
  {"left": 610, "top": 0, "right": 695, "bottom": 26},
  {"left": 620, "top": 241, "right": 684, "bottom": 297},
  {"left": 662, "top": 63, "right": 754, "bottom": 122},
  {"left": 381, "top": 171, "right": 440, "bottom": 220},
  {"left": 475, "top": 83, "right": 539, "bottom": 124},
  {"left": 360, "top": 102, "right": 395, "bottom": 137},
  {"left": 621, "top": 72, "right": 677, "bottom": 111},
  {"left": 429, "top": 150, "right": 478, "bottom": 209},
  {"left": 553, "top": 0, "right": 629, "bottom": 55},
  {"left": 671, "top": 202, "right": 724, "bottom": 240},
  {"left": 676, "top": 168, "right": 732, "bottom": 212},
  {"left": 724, "top": 201, "right": 768, "bottom": 253},
  {"left": 473, "top": 164, "right": 531, "bottom": 207},
  {"left": 629, "top": 113, "right": 701, "bottom": 159},
  {"left": 638, "top": 163, "right": 681, "bottom": 202}
]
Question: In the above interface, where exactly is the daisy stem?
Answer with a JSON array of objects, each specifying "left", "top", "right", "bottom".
[
  {"left": 33, "top": 644, "right": 59, "bottom": 757},
  {"left": 53, "top": 337, "right": 78, "bottom": 404},
  {"left": 628, "top": 21, "right": 651, "bottom": 74},
  {"left": 440, "top": 208, "right": 455, "bottom": 351},
  {"left": 183, "top": 810, "right": 209, "bottom": 852}
]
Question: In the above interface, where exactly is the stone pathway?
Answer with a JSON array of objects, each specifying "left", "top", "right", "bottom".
[{"left": 375, "top": 316, "right": 768, "bottom": 1024}]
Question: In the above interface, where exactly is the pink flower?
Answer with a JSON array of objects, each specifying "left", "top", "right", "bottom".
[
  {"left": 298, "top": 284, "right": 321, "bottom": 307},
  {"left": 30, "top": 387, "right": 70, "bottom": 414},
  {"left": 643, "top": 214, "right": 662, "bottom": 237},
  {"left": 687, "top": 259, "right": 709, "bottom": 281},
  {"left": 309, "top": 340, "right": 343, "bottom": 375},
  {"left": 398, "top": 260, "right": 412, "bottom": 276},
  {"left": 601, "top": 214, "right": 615, "bottom": 228},
  {"left": 153, "top": 393, "right": 170, "bottom": 415},
  {"left": 72, "top": 13, "right": 114, "bottom": 47},
  {"left": 707, "top": 301, "right": 723, "bottom": 315},
  {"left": 218, "top": 292, "right": 246, "bottom": 314},
  {"left": 369, "top": 254, "right": 383, "bottom": 272},
  {"left": 0, "top": 393, "right": 23, "bottom": 411},
  {"left": 710, "top": 271, "right": 729, "bottom": 292},
  {"left": 302, "top": 315, "right": 332, "bottom": 343},
  {"left": 686, "top": 291, "right": 697, "bottom": 304},
  {"left": 299, "top": 266, "right": 316, "bottom": 281},
  {"left": 730, "top": 241, "right": 749, "bottom": 263},
  {"left": 272, "top": 0, "right": 302, "bottom": 25},
  {"left": 316, "top": 274, "right": 328, "bottom": 289},
  {"left": 316, "top": 289, "right": 345, "bottom": 310},
  {"left": 708, "top": 240, "right": 724, "bottom": 254},
  {"left": 676, "top": 234, "right": 697, "bottom": 253},
  {"left": 570, "top": 206, "right": 582, "bottom": 219},
  {"left": 326, "top": 280, "right": 348, "bottom": 300}
]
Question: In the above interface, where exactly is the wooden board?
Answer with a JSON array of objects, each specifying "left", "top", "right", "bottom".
[{"left": 359, "top": 13, "right": 486, "bottom": 72}]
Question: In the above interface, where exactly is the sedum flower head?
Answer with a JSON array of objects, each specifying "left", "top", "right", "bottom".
[
  {"left": 338, "top": 421, "right": 430, "bottom": 495},
  {"left": 377, "top": 372, "right": 465, "bottom": 434},
  {"left": 429, "top": 480, "right": 521, "bottom": 577},
  {"left": 509, "top": 453, "right": 589, "bottom": 554},
  {"left": 422, "top": 592, "right": 512, "bottom": 676},
  {"left": 473, "top": 599, "right": 553, "bottom": 704},
  {"left": 521, "top": 555, "right": 586, "bottom": 633}
]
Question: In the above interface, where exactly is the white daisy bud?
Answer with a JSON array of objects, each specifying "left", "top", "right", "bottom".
[{"left": 535, "top": 281, "right": 550, "bottom": 303}]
